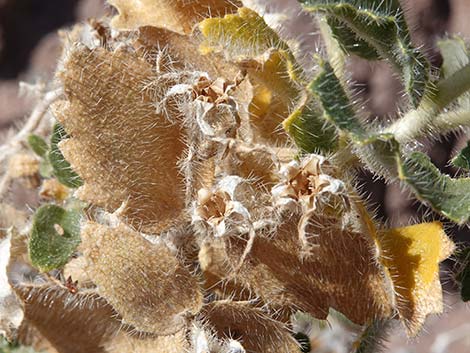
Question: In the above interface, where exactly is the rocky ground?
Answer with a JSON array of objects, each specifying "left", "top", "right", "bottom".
[{"left": 0, "top": 0, "right": 469, "bottom": 352}]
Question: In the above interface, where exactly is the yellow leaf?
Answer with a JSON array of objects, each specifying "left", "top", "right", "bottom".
[
  {"left": 379, "top": 222, "right": 454, "bottom": 336},
  {"left": 245, "top": 50, "right": 300, "bottom": 144},
  {"left": 199, "top": 7, "right": 285, "bottom": 59},
  {"left": 199, "top": 7, "right": 302, "bottom": 145}
]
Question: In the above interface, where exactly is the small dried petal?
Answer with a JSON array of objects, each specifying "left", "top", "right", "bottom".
[
  {"left": 81, "top": 221, "right": 203, "bottom": 335},
  {"left": 193, "top": 176, "right": 252, "bottom": 237},
  {"left": 39, "top": 179, "right": 69, "bottom": 201},
  {"left": 272, "top": 154, "right": 349, "bottom": 221}
]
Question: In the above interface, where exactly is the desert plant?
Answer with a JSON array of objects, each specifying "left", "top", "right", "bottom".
[{"left": 1, "top": 0, "right": 470, "bottom": 352}]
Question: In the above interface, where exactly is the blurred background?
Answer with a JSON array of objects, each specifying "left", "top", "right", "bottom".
[{"left": 0, "top": 0, "right": 469, "bottom": 352}]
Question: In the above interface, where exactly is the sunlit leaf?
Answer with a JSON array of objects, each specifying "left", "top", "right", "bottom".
[
  {"left": 438, "top": 36, "right": 470, "bottom": 110},
  {"left": 81, "top": 221, "right": 203, "bottom": 335},
  {"left": 379, "top": 222, "right": 454, "bottom": 335},
  {"left": 199, "top": 7, "right": 286, "bottom": 59},
  {"left": 200, "top": 214, "right": 394, "bottom": 326},
  {"left": 399, "top": 152, "right": 470, "bottom": 224},
  {"left": 283, "top": 98, "right": 338, "bottom": 154},
  {"left": 300, "top": 0, "right": 430, "bottom": 107}
]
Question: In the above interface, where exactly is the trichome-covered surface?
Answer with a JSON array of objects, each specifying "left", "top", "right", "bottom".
[{"left": 0, "top": 1, "right": 462, "bottom": 352}]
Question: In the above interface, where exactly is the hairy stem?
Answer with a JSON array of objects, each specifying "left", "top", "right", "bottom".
[
  {"left": 0, "top": 88, "right": 63, "bottom": 165},
  {"left": 352, "top": 319, "right": 391, "bottom": 353},
  {"left": 387, "top": 63, "right": 470, "bottom": 142}
]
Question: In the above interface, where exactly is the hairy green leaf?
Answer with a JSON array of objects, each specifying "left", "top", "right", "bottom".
[
  {"left": 399, "top": 152, "right": 470, "bottom": 224},
  {"left": 353, "top": 320, "right": 391, "bottom": 353},
  {"left": 283, "top": 98, "right": 338, "bottom": 154},
  {"left": 27, "top": 134, "right": 49, "bottom": 158},
  {"left": 455, "top": 247, "right": 470, "bottom": 302},
  {"left": 309, "top": 60, "right": 366, "bottom": 139},
  {"left": 295, "top": 59, "right": 400, "bottom": 176},
  {"left": 300, "top": 0, "right": 430, "bottom": 107},
  {"left": 438, "top": 37, "right": 470, "bottom": 110},
  {"left": 28, "top": 204, "right": 81, "bottom": 272},
  {"left": 49, "top": 123, "right": 83, "bottom": 188},
  {"left": 452, "top": 141, "right": 470, "bottom": 170}
]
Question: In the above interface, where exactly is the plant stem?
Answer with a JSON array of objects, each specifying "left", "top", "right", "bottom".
[
  {"left": 352, "top": 319, "right": 391, "bottom": 353},
  {"left": 387, "top": 63, "right": 470, "bottom": 142},
  {"left": 435, "top": 63, "right": 470, "bottom": 108},
  {"left": 0, "top": 88, "right": 63, "bottom": 165}
]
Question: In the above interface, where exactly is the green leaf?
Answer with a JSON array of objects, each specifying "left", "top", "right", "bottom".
[
  {"left": 28, "top": 204, "right": 81, "bottom": 272},
  {"left": 309, "top": 60, "right": 366, "bottom": 139},
  {"left": 455, "top": 247, "right": 470, "bottom": 302},
  {"left": 353, "top": 320, "right": 391, "bottom": 353},
  {"left": 438, "top": 36, "right": 469, "bottom": 78},
  {"left": 399, "top": 152, "right": 470, "bottom": 224},
  {"left": 300, "top": 0, "right": 430, "bottom": 107},
  {"left": 452, "top": 141, "right": 470, "bottom": 170},
  {"left": 283, "top": 98, "right": 338, "bottom": 154},
  {"left": 297, "top": 59, "right": 401, "bottom": 176},
  {"left": 27, "top": 134, "right": 49, "bottom": 158},
  {"left": 437, "top": 37, "right": 470, "bottom": 110},
  {"left": 298, "top": 57, "right": 470, "bottom": 224},
  {"left": 49, "top": 123, "right": 83, "bottom": 188}
]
